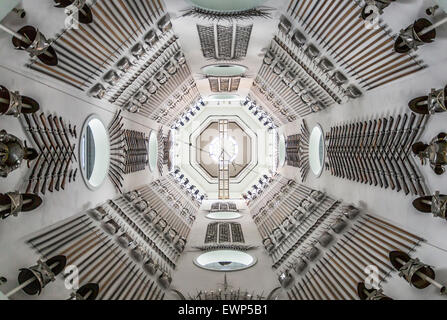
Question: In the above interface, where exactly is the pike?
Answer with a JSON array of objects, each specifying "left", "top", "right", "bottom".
[
  {"left": 344, "top": 233, "right": 392, "bottom": 269},
  {"left": 335, "top": 28, "right": 382, "bottom": 61},
  {"left": 357, "top": 220, "right": 413, "bottom": 251},
  {"left": 34, "top": 220, "right": 94, "bottom": 251},
  {"left": 315, "top": 0, "right": 347, "bottom": 41},
  {"left": 97, "top": 258, "right": 131, "bottom": 299},
  {"left": 59, "top": 36, "right": 104, "bottom": 67},
  {"left": 328, "top": 18, "right": 364, "bottom": 53},
  {"left": 303, "top": 0, "right": 321, "bottom": 27},
  {"left": 33, "top": 61, "right": 86, "bottom": 87},
  {"left": 53, "top": 42, "right": 102, "bottom": 75},
  {"left": 322, "top": 4, "right": 360, "bottom": 47},
  {"left": 41, "top": 224, "right": 96, "bottom": 257},
  {"left": 306, "top": 0, "right": 336, "bottom": 33},
  {"left": 64, "top": 31, "right": 111, "bottom": 64},
  {"left": 298, "top": 0, "right": 312, "bottom": 23},
  {"left": 118, "top": 0, "right": 142, "bottom": 30},
  {"left": 337, "top": 239, "right": 390, "bottom": 278},
  {"left": 303, "top": 274, "right": 322, "bottom": 299},
  {"left": 321, "top": 258, "right": 356, "bottom": 299},
  {"left": 92, "top": 4, "right": 125, "bottom": 44},
  {"left": 75, "top": 26, "right": 116, "bottom": 59},
  {"left": 363, "top": 215, "right": 423, "bottom": 243},
  {"left": 343, "top": 39, "right": 393, "bottom": 69},
  {"left": 27, "top": 215, "right": 87, "bottom": 244},
  {"left": 101, "top": 1, "right": 136, "bottom": 42},
  {"left": 314, "top": 265, "right": 342, "bottom": 300}
]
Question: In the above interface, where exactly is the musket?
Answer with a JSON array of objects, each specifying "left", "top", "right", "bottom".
[
  {"left": 371, "top": 119, "right": 384, "bottom": 188},
  {"left": 396, "top": 113, "right": 418, "bottom": 194},
  {"left": 22, "top": 114, "right": 50, "bottom": 162},
  {"left": 60, "top": 156, "right": 72, "bottom": 190},
  {"left": 353, "top": 122, "right": 367, "bottom": 183},
  {"left": 391, "top": 114, "right": 410, "bottom": 194},
  {"left": 359, "top": 121, "right": 373, "bottom": 184},
  {"left": 33, "top": 160, "right": 47, "bottom": 194},
  {"left": 347, "top": 123, "right": 360, "bottom": 182},
  {"left": 40, "top": 158, "right": 54, "bottom": 194},
  {"left": 376, "top": 117, "right": 393, "bottom": 189},
  {"left": 384, "top": 115, "right": 401, "bottom": 191},
  {"left": 56, "top": 117, "right": 77, "bottom": 161},
  {"left": 26, "top": 154, "right": 43, "bottom": 194}
]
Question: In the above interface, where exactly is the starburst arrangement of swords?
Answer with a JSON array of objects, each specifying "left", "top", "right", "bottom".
[
  {"left": 326, "top": 112, "right": 428, "bottom": 196},
  {"left": 20, "top": 112, "right": 77, "bottom": 195},
  {"left": 286, "top": 120, "right": 310, "bottom": 182},
  {"left": 23, "top": 212, "right": 167, "bottom": 300}
]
